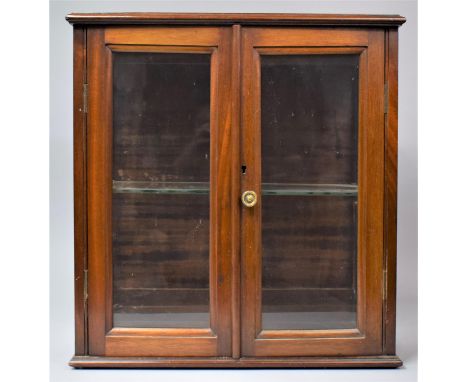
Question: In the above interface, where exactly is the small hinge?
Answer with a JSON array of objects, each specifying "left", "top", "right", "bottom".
[
  {"left": 83, "top": 269, "right": 88, "bottom": 302},
  {"left": 384, "top": 82, "right": 389, "bottom": 115},
  {"left": 83, "top": 83, "right": 88, "bottom": 114}
]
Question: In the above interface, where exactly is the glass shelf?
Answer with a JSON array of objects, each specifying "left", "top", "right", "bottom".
[
  {"left": 113, "top": 181, "right": 357, "bottom": 196},
  {"left": 113, "top": 181, "right": 209, "bottom": 194},
  {"left": 262, "top": 183, "right": 357, "bottom": 196}
]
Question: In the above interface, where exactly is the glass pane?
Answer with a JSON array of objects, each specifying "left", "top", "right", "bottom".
[
  {"left": 261, "top": 54, "right": 359, "bottom": 330},
  {"left": 112, "top": 52, "right": 211, "bottom": 328},
  {"left": 261, "top": 54, "right": 359, "bottom": 185}
]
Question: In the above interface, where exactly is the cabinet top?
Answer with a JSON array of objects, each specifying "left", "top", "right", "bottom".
[{"left": 66, "top": 12, "right": 406, "bottom": 27}]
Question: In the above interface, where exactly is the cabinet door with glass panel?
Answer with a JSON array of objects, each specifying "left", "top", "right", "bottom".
[
  {"left": 85, "top": 26, "right": 234, "bottom": 357},
  {"left": 240, "top": 28, "right": 386, "bottom": 356}
]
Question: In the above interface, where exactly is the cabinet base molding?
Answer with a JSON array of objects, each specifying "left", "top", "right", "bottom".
[{"left": 70, "top": 355, "right": 402, "bottom": 368}]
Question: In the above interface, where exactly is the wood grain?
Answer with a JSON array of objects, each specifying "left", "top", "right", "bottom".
[
  {"left": 73, "top": 26, "right": 87, "bottom": 356},
  {"left": 240, "top": 28, "right": 386, "bottom": 357},
  {"left": 70, "top": 355, "right": 403, "bottom": 368},
  {"left": 111, "top": 52, "right": 211, "bottom": 183},
  {"left": 383, "top": 28, "right": 399, "bottom": 355},
  {"left": 211, "top": 27, "right": 234, "bottom": 355},
  {"left": 66, "top": 12, "right": 406, "bottom": 27},
  {"left": 240, "top": 28, "right": 261, "bottom": 355},
  {"left": 105, "top": 336, "right": 217, "bottom": 357},
  {"left": 260, "top": 53, "right": 359, "bottom": 185},
  {"left": 246, "top": 28, "right": 369, "bottom": 47},
  {"left": 105, "top": 27, "right": 221, "bottom": 46},
  {"left": 362, "top": 30, "right": 385, "bottom": 353},
  {"left": 230, "top": 24, "right": 241, "bottom": 359},
  {"left": 87, "top": 27, "right": 111, "bottom": 355},
  {"left": 86, "top": 26, "right": 234, "bottom": 357},
  {"left": 262, "top": 196, "right": 357, "bottom": 290}
]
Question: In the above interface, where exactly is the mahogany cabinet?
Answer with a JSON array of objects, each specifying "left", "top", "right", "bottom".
[{"left": 67, "top": 13, "right": 405, "bottom": 368}]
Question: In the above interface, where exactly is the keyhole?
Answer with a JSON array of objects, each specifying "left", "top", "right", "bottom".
[{"left": 241, "top": 165, "right": 247, "bottom": 175}]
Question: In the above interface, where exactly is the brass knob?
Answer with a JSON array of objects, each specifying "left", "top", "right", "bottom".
[{"left": 241, "top": 190, "right": 257, "bottom": 207}]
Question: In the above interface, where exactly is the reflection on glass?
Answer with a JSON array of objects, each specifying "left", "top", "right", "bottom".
[
  {"left": 261, "top": 54, "right": 359, "bottom": 330},
  {"left": 112, "top": 52, "right": 211, "bottom": 328}
]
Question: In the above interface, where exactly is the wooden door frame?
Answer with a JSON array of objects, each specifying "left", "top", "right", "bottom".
[
  {"left": 85, "top": 26, "right": 234, "bottom": 357},
  {"left": 240, "top": 27, "right": 386, "bottom": 357}
]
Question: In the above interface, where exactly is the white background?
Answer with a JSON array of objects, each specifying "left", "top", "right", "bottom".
[{"left": 6, "top": 0, "right": 465, "bottom": 381}]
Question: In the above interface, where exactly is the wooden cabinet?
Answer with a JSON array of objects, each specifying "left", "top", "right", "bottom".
[{"left": 67, "top": 13, "right": 405, "bottom": 368}]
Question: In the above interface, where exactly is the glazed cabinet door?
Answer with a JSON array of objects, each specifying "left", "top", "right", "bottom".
[
  {"left": 86, "top": 26, "right": 234, "bottom": 357},
  {"left": 240, "top": 28, "right": 386, "bottom": 356}
]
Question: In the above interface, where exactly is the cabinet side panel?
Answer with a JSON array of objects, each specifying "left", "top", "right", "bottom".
[
  {"left": 383, "top": 28, "right": 399, "bottom": 355},
  {"left": 73, "top": 26, "right": 87, "bottom": 356}
]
